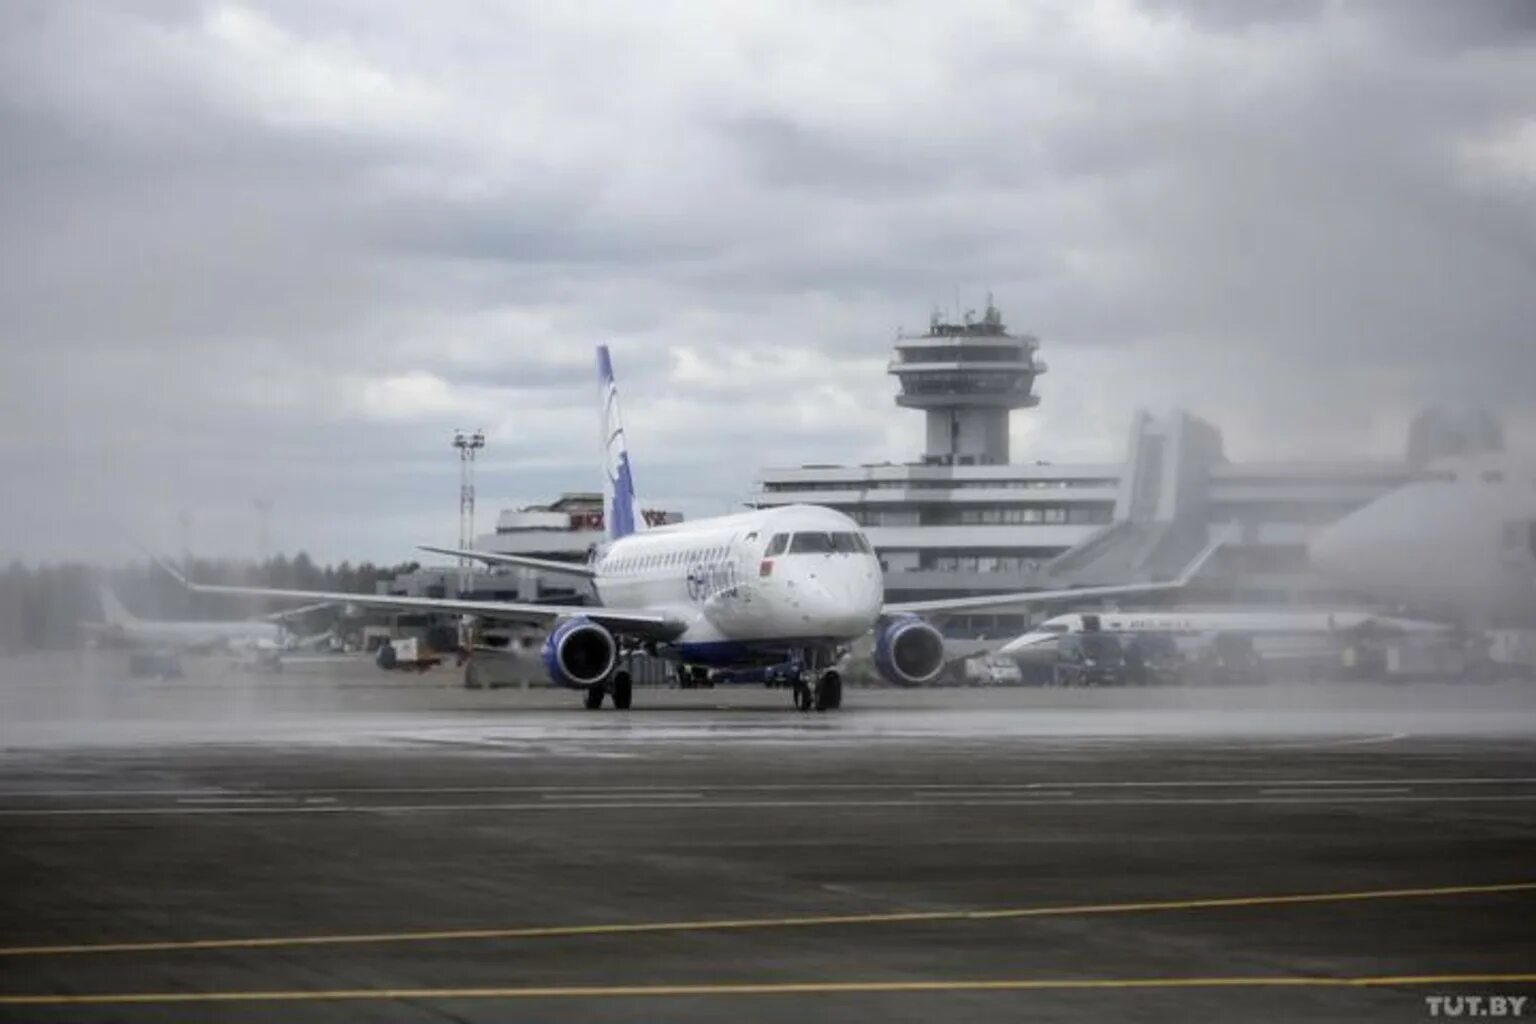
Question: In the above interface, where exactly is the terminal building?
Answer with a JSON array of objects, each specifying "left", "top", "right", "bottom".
[{"left": 749, "top": 302, "right": 1419, "bottom": 634}]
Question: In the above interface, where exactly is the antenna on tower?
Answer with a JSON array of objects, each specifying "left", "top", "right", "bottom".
[{"left": 452, "top": 429, "right": 486, "bottom": 594}]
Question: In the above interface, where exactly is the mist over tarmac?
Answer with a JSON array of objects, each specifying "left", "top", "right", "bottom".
[{"left": 4, "top": 652, "right": 1535, "bottom": 753}]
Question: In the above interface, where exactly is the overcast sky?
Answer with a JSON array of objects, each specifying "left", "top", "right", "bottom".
[{"left": 3, "top": 0, "right": 1534, "bottom": 564}]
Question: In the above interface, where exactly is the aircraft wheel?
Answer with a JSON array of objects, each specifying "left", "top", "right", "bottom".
[
  {"left": 815, "top": 670, "right": 842, "bottom": 711},
  {"left": 612, "top": 671, "right": 633, "bottom": 710},
  {"left": 792, "top": 680, "right": 814, "bottom": 712},
  {"left": 584, "top": 684, "right": 605, "bottom": 710}
]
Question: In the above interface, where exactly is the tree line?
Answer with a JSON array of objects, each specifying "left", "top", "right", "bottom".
[{"left": 0, "top": 555, "right": 421, "bottom": 652}]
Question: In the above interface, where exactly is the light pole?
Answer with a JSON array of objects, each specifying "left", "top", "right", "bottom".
[{"left": 452, "top": 430, "right": 486, "bottom": 595}]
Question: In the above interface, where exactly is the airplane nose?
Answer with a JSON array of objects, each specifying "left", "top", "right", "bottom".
[{"left": 793, "top": 579, "right": 876, "bottom": 636}]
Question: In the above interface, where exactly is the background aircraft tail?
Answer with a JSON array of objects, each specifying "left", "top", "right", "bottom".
[
  {"left": 97, "top": 584, "right": 139, "bottom": 627},
  {"left": 598, "top": 345, "right": 647, "bottom": 541}
]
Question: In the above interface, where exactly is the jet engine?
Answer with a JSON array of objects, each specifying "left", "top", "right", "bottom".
[
  {"left": 873, "top": 615, "right": 946, "bottom": 686},
  {"left": 541, "top": 617, "right": 617, "bottom": 689}
]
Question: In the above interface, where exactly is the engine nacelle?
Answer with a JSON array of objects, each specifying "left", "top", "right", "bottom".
[
  {"left": 873, "top": 615, "right": 946, "bottom": 686},
  {"left": 541, "top": 617, "right": 617, "bottom": 689}
]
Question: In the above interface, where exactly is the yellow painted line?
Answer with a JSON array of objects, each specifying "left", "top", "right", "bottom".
[
  {"left": 4, "top": 880, "right": 1533, "bottom": 959},
  {"left": 1, "top": 974, "right": 1534, "bottom": 1006}
]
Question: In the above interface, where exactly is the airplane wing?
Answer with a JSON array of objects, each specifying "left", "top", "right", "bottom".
[
  {"left": 417, "top": 546, "right": 597, "bottom": 579},
  {"left": 884, "top": 532, "right": 1226, "bottom": 615},
  {"left": 155, "top": 562, "right": 682, "bottom": 641},
  {"left": 256, "top": 600, "right": 335, "bottom": 622},
  {"left": 886, "top": 578, "right": 1198, "bottom": 615}
]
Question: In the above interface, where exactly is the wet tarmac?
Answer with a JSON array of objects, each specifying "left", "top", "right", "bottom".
[{"left": 1, "top": 654, "right": 1534, "bottom": 1021}]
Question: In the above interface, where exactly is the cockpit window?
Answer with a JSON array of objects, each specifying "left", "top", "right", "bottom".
[
  {"left": 788, "top": 531, "right": 867, "bottom": 554},
  {"left": 831, "top": 533, "right": 864, "bottom": 554},
  {"left": 789, "top": 532, "right": 836, "bottom": 554},
  {"left": 764, "top": 533, "right": 789, "bottom": 557}
]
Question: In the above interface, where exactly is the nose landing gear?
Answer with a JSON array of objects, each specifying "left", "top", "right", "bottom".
[{"left": 791, "top": 661, "right": 843, "bottom": 713}]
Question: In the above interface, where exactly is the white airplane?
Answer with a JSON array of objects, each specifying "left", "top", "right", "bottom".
[
  {"left": 1307, "top": 455, "right": 1536, "bottom": 626},
  {"left": 998, "top": 609, "right": 1444, "bottom": 656},
  {"left": 162, "top": 346, "right": 1210, "bottom": 711},
  {"left": 89, "top": 584, "right": 288, "bottom": 654}
]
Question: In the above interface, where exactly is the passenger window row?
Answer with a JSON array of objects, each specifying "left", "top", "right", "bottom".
[{"left": 607, "top": 546, "right": 733, "bottom": 575}]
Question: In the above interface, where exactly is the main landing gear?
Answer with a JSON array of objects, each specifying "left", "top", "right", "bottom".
[
  {"left": 584, "top": 670, "right": 634, "bottom": 711},
  {"left": 792, "top": 669, "right": 842, "bottom": 713}
]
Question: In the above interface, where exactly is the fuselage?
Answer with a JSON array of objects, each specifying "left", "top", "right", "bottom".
[
  {"left": 592, "top": 504, "right": 885, "bottom": 664},
  {"left": 1307, "top": 457, "right": 1536, "bottom": 625},
  {"left": 1000, "top": 609, "right": 1438, "bottom": 654},
  {"left": 109, "top": 619, "right": 284, "bottom": 652}
]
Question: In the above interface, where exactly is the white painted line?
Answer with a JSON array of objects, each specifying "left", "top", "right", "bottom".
[
  {"left": 1261, "top": 787, "right": 1414, "bottom": 796},
  {"left": 6, "top": 792, "right": 1536, "bottom": 818},
  {"left": 174, "top": 797, "right": 297, "bottom": 805},
  {"left": 1254, "top": 732, "right": 1411, "bottom": 750},
  {"left": 4, "top": 776, "right": 1535, "bottom": 799}
]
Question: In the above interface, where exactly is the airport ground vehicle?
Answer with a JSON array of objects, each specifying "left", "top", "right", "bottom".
[
  {"left": 1187, "top": 632, "right": 1265, "bottom": 686},
  {"left": 1053, "top": 633, "right": 1126, "bottom": 687},
  {"left": 1122, "top": 631, "right": 1181, "bottom": 686},
  {"left": 374, "top": 636, "right": 443, "bottom": 673}
]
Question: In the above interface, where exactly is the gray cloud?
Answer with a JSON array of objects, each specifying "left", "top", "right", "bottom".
[{"left": 3, "top": 0, "right": 1534, "bottom": 563}]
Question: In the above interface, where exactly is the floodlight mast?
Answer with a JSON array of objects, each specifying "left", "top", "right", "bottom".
[{"left": 452, "top": 430, "right": 486, "bottom": 593}]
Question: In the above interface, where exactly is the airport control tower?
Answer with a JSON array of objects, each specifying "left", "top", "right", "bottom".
[{"left": 889, "top": 298, "right": 1046, "bottom": 466}]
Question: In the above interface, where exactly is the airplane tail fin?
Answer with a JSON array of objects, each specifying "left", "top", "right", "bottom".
[
  {"left": 97, "top": 584, "right": 139, "bottom": 627},
  {"left": 598, "top": 345, "right": 646, "bottom": 541}
]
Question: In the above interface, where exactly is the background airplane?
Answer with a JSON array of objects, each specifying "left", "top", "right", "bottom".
[
  {"left": 161, "top": 345, "right": 1210, "bottom": 712},
  {"left": 85, "top": 584, "right": 333, "bottom": 675},
  {"left": 995, "top": 454, "right": 1536, "bottom": 676},
  {"left": 998, "top": 609, "right": 1447, "bottom": 656},
  {"left": 1308, "top": 455, "right": 1536, "bottom": 626},
  {"left": 88, "top": 584, "right": 284, "bottom": 651}
]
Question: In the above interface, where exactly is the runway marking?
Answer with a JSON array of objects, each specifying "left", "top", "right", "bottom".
[
  {"left": 919, "top": 789, "right": 1076, "bottom": 799},
  {"left": 3, "top": 777, "right": 1534, "bottom": 798},
  {"left": 5, "top": 792, "right": 1536, "bottom": 817},
  {"left": 1254, "top": 732, "right": 1412, "bottom": 750},
  {"left": 1260, "top": 787, "right": 1414, "bottom": 796},
  {"left": 1, "top": 973, "right": 1533, "bottom": 1005},
  {"left": 3, "top": 880, "right": 1532, "bottom": 958}
]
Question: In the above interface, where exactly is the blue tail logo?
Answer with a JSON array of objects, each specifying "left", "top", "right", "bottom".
[{"left": 598, "top": 345, "right": 645, "bottom": 540}]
